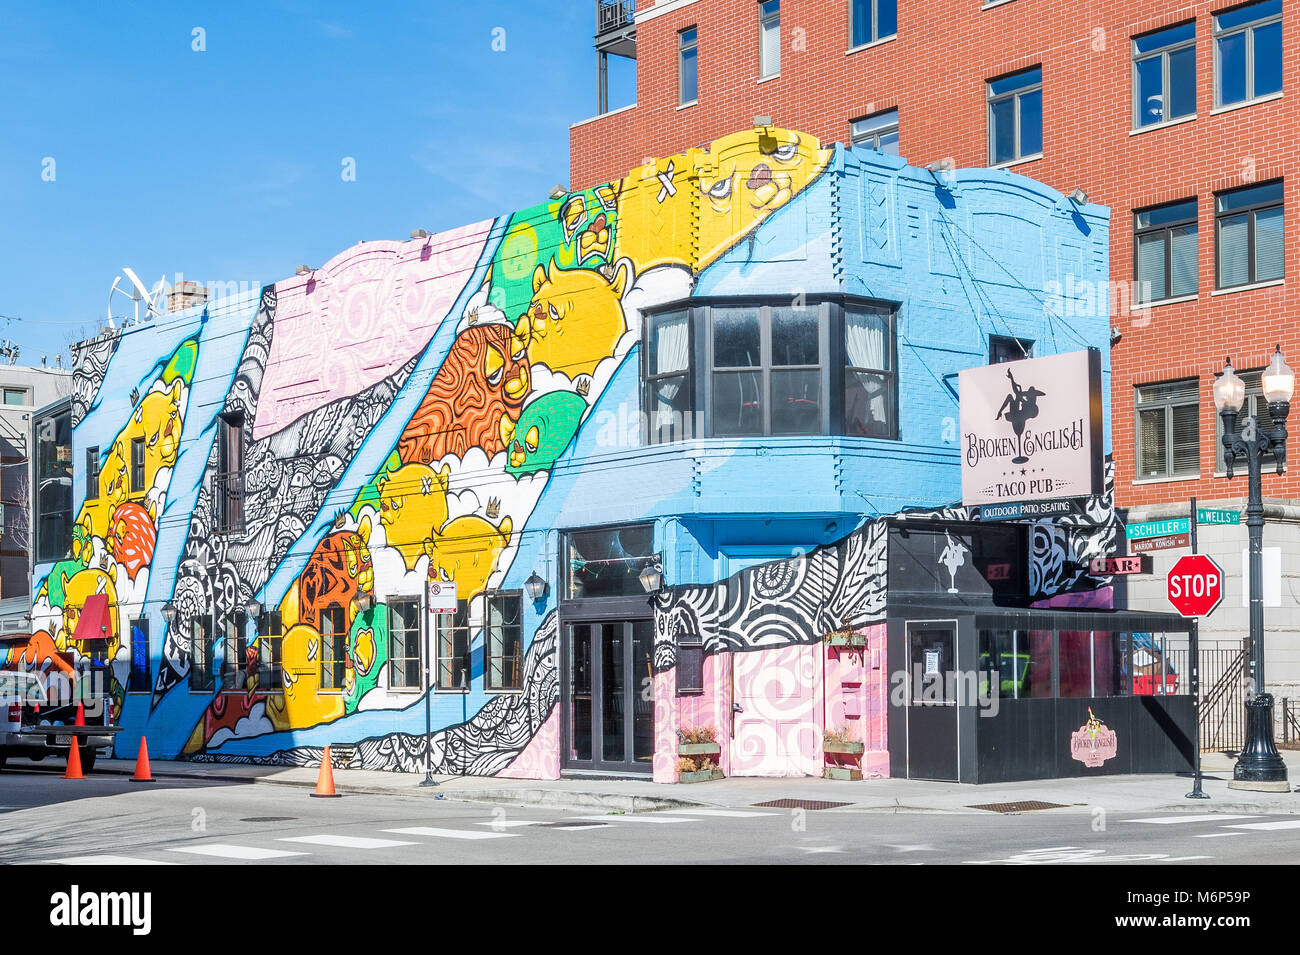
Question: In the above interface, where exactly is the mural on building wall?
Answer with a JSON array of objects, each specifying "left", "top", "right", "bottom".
[{"left": 8, "top": 126, "right": 1115, "bottom": 780}]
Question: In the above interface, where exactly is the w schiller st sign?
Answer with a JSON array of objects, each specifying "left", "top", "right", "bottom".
[
  {"left": 960, "top": 348, "right": 1104, "bottom": 508},
  {"left": 1167, "top": 554, "right": 1225, "bottom": 618}
]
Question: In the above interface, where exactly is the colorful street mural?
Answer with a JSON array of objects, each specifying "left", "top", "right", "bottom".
[{"left": 7, "top": 126, "right": 1117, "bottom": 780}]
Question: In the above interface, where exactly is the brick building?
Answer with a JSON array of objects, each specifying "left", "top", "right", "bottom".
[{"left": 572, "top": 0, "right": 1300, "bottom": 700}]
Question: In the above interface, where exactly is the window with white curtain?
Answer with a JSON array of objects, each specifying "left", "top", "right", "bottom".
[
  {"left": 759, "top": 1, "right": 780, "bottom": 79},
  {"left": 643, "top": 298, "right": 898, "bottom": 443},
  {"left": 1134, "top": 199, "right": 1198, "bottom": 303}
]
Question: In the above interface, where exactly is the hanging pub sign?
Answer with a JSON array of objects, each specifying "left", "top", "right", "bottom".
[{"left": 960, "top": 348, "right": 1104, "bottom": 511}]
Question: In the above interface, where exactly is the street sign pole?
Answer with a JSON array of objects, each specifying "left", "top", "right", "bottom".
[{"left": 1186, "top": 497, "right": 1208, "bottom": 800}]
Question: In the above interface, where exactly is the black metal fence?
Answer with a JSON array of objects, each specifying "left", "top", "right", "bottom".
[
  {"left": 211, "top": 470, "right": 245, "bottom": 535},
  {"left": 1279, "top": 697, "right": 1300, "bottom": 748},
  {"left": 597, "top": 0, "right": 635, "bottom": 34},
  {"left": 1147, "top": 638, "right": 1249, "bottom": 752}
]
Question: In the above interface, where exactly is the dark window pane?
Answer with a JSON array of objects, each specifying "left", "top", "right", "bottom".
[
  {"left": 712, "top": 371, "right": 763, "bottom": 436},
  {"left": 771, "top": 369, "right": 821, "bottom": 435},
  {"left": 1135, "top": 54, "right": 1165, "bottom": 125},
  {"left": 1018, "top": 89, "right": 1042, "bottom": 156},
  {"left": 876, "top": 0, "right": 896, "bottom": 38},
  {"left": 679, "top": 38, "right": 698, "bottom": 103},
  {"left": 1135, "top": 21, "right": 1195, "bottom": 54},
  {"left": 990, "top": 97, "right": 1016, "bottom": 163},
  {"left": 1137, "top": 407, "right": 1168, "bottom": 476},
  {"left": 712, "top": 307, "right": 761, "bottom": 367},
  {"left": 1217, "top": 31, "right": 1247, "bottom": 105},
  {"left": 1253, "top": 21, "right": 1282, "bottom": 97},
  {"left": 651, "top": 375, "right": 692, "bottom": 442},
  {"left": 1218, "top": 181, "right": 1283, "bottom": 211},
  {"left": 1136, "top": 199, "right": 1197, "bottom": 229},
  {"left": 770, "top": 305, "right": 819, "bottom": 366},
  {"left": 566, "top": 525, "right": 655, "bottom": 600},
  {"left": 844, "top": 369, "right": 892, "bottom": 438},
  {"left": 1167, "top": 45, "right": 1196, "bottom": 118}
]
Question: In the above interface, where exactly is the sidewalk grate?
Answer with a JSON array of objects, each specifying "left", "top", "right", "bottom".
[
  {"left": 751, "top": 799, "right": 853, "bottom": 811},
  {"left": 966, "top": 801, "right": 1070, "bottom": 813}
]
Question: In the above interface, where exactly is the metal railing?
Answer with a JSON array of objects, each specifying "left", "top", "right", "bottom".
[
  {"left": 597, "top": 0, "right": 635, "bottom": 34},
  {"left": 1198, "top": 643, "right": 1250, "bottom": 752},
  {"left": 211, "top": 470, "right": 245, "bottom": 535},
  {"left": 1280, "top": 697, "right": 1300, "bottom": 747}
]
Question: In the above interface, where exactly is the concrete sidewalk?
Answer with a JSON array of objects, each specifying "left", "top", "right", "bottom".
[{"left": 90, "top": 750, "right": 1300, "bottom": 816}]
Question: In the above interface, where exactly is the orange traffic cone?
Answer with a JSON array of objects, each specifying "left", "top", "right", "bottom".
[
  {"left": 311, "top": 745, "right": 341, "bottom": 798},
  {"left": 74, "top": 702, "right": 85, "bottom": 726},
  {"left": 64, "top": 737, "right": 84, "bottom": 779},
  {"left": 131, "top": 737, "right": 154, "bottom": 782}
]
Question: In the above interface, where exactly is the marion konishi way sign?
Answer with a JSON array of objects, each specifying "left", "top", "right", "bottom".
[{"left": 1167, "top": 554, "right": 1225, "bottom": 618}]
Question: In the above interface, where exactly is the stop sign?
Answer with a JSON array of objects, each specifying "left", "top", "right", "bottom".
[{"left": 1167, "top": 554, "right": 1225, "bottom": 617}]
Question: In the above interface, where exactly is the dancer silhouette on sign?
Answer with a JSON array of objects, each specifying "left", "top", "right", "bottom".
[{"left": 995, "top": 369, "right": 1045, "bottom": 464}]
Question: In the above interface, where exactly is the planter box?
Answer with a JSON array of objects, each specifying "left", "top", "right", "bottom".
[
  {"left": 826, "top": 633, "right": 867, "bottom": 648},
  {"left": 823, "top": 740, "right": 865, "bottom": 755},
  {"left": 677, "top": 741, "right": 721, "bottom": 756},
  {"left": 678, "top": 768, "right": 725, "bottom": 784},
  {"left": 823, "top": 766, "right": 863, "bottom": 781}
]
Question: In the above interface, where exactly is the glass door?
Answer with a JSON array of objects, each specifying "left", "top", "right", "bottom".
[{"left": 564, "top": 619, "right": 654, "bottom": 773}]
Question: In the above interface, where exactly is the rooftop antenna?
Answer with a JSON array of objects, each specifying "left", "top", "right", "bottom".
[{"left": 0, "top": 341, "right": 18, "bottom": 365}]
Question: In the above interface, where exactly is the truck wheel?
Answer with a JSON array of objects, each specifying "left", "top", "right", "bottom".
[{"left": 80, "top": 749, "right": 97, "bottom": 773}]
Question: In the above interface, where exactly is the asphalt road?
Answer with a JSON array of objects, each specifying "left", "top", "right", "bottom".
[{"left": 3, "top": 765, "right": 1299, "bottom": 865}]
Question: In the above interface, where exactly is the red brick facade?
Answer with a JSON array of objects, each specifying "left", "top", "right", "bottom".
[{"left": 570, "top": 0, "right": 1300, "bottom": 511}]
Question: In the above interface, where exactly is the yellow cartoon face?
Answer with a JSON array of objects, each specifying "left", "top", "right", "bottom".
[
  {"left": 136, "top": 378, "right": 185, "bottom": 474},
  {"left": 265, "top": 623, "right": 345, "bottom": 730},
  {"left": 377, "top": 462, "right": 451, "bottom": 569},
  {"left": 614, "top": 126, "right": 830, "bottom": 272},
  {"left": 59, "top": 565, "right": 119, "bottom": 652},
  {"left": 425, "top": 516, "right": 513, "bottom": 604},
  {"left": 524, "top": 259, "right": 628, "bottom": 378}
]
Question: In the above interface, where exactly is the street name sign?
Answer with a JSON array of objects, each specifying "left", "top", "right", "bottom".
[
  {"left": 1131, "top": 533, "right": 1190, "bottom": 554},
  {"left": 1167, "top": 554, "right": 1225, "bottom": 618},
  {"left": 1197, "top": 508, "right": 1240, "bottom": 525},
  {"left": 1126, "top": 517, "right": 1190, "bottom": 539}
]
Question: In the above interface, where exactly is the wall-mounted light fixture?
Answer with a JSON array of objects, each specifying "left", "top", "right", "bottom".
[
  {"left": 295, "top": 265, "right": 313, "bottom": 276},
  {"left": 638, "top": 561, "right": 664, "bottom": 594},
  {"left": 1069, "top": 187, "right": 1089, "bottom": 205},
  {"left": 410, "top": 228, "right": 429, "bottom": 240},
  {"left": 244, "top": 598, "right": 262, "bottom": 620},
  {"left": 161, "top": 602, "right": 178, "bottom": 626},
  {"left": 524, "top": 571, "right": 547, "bottom": 602}
]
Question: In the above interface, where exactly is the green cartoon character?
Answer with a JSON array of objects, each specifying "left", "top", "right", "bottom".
[{"left": 501, "top": 391, "right": 588, "bottom": 478}]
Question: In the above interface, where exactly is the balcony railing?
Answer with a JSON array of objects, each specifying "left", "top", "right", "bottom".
[
  {"left": 597, "top": 0, "right": 635, "bottom": 35},
  {"left": 212, "top": 470, "right": 245, "bottom": 535}
]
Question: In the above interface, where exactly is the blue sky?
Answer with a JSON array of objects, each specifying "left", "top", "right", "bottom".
[{"left": 0, "top": 1, "right": 635, "bottom": 364}]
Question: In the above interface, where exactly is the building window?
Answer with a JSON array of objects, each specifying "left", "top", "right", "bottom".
[
  {"left": 1215, "top": 180, "right": 1283, "bottom": 289},
  {"left": 759, "top": 1, "right": 780, "bottom": 78},
  {"left": 850, "top": 0, "right": 897, "bottom": 48},
  {"left": 435, "top": 599, "right": 471, "bottom": 690},
  {"left": 1214, "top": 0, "right": 1282, "bottom": 109},
  {"left": 850, "top": 109, "right": 899, "bottom": 154},
  {"left": 189, "top": 613, "right": 215, "bottom": 692},
  {"left": 214, "top": 411, "right": 245, "bottom": 534},
  {"left": 987, "top": 67, "right": 1042, "bottom": 166},
  {"left": 1135, "top": 379, "right": 1200, "bottom": 479},
  {"left": 1134, "top": 199, "right": 1199, "bottom": 303},
  {"left": 485, "top": 592, "right": 523, "bottom": 692},
  {"left": 388, "top": 597, "right": 422, "bottom": 690},
  {"left": 318, "top": 604, "right": 347, "bottom": 691},
  {"left": 220, "top": 610, "right": 249, "bottom": 691},
  {"left": 1133, "top": 21, "right": 1196, "bottom": 128},
  {"left": 1216, "top": 368, "right": 1281, "bottom": 471},
  {"left": 256, "top": 611, "right": 283, "bottom": 691},
  {"left": 2, "top": 388, "right": 26, "bottom": 406},
  {"left": 128, "top": 618, "right": 150, "bottom": 693},
  {"left": 85, "top": 447, "right": 101, "bottom": 502},
  {"left": 679, "top": 27, "right": 698, "bottom": 105},
  {"left": 989, "top": 336, "right": 1034, "bottom": 364},
  {"left": 644, "top": 298, "right": 897, "bottom": 442},
  {"left": 130, "top": 437, "right": 145, "bottom": 493},
  {"left": 567, "top": 524, "right": 656, "bottom": 600},
  {"left": 34, "top": 404, "right": 72, "bottom": 564}
]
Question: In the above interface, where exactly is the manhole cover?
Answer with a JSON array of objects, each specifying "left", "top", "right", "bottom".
[
  {"left": 535, "top": 821, "right": 609, "bottom": 828},
  {"left": 240, "top": 816, "right": 298, "bottom": 822},
  {"left": 751, "top": 799, "right": 853, "bottom": 811},
  {"left": 966, "top": 801, "right": 1069, "bottom": 813}
]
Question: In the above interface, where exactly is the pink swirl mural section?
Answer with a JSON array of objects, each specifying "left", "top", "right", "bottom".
[{"left": 253, "top": 220, "right": 494, "bottom": 440}]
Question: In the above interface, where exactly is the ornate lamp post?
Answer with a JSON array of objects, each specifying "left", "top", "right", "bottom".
[{"left": 1213, "top": 347, "right": 1293, "bottom": 791}]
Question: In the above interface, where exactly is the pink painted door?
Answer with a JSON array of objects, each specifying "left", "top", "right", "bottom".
[{"left": 730, "top": 645, "right": 821, "bottom": 777}]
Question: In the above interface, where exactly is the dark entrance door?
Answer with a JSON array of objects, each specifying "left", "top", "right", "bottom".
[
  {"left": 564, "top": 620, "right": 655, "bottom": 773},
  {"left": 905, "top": 620, "right": 960, "bottom": 782}
]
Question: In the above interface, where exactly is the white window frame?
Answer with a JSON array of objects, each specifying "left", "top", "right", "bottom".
[{"left": 758, "top": 1, "right": 780, "bottom": 79}]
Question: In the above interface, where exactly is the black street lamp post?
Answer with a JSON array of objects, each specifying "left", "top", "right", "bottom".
[{"left": 1213, "top": 347, "right": 1294, "bottom": 792}]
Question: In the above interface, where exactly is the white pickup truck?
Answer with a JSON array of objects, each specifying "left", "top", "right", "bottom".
[{"left": 0, "top": 669, "right": 121, "bottom": 772}]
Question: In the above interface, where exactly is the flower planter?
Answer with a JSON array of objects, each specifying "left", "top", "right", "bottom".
[
  {"left": 823, "top": 765, "right": 863, "bottom": 781},
  {"left": 677, "top": 741, "right": 721, "bottom": 756},
  {"left": 826, "top": 633, "right": 867, "bottom": 648},
  {"left": 823, "top": 740, "right": 865, "bottom": 756},
  {"left": 678, "top": 768, "right": 725, "bottom": 784}
]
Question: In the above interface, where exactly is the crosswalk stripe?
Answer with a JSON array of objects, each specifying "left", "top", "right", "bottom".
[
  {"left": 574, "top": 814, "right": 698, "bottom": 824},
  {"left": 1196, "top": 832, "right": 1248, "bottom": 838},
  {"left": 1225, "top": 820, "right": 1300, "bottom": 831},
  {"left": 53, "top": 855, "right": 176, "bottom": 865},
  {"left": 657, "top": 809, "right": 777, "bottom": 818},
  {"left": 278, "top": 835, "right": 417, "bottom": 849},
  {"left": 167, "top": 844, "right": 308, "bottom": 860},
  {"left": 473, "top": 820, "right": 547, "bottom": 829},
  {"left": 1125, "top": 815, "right": 1254, "bottom": 825},
  {"left": 383, "top": 827, "right": 516, "bottom": 840}
]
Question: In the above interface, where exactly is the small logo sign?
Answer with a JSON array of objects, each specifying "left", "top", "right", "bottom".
[
  {"left": 1069, "top": 707, "right": 1117, "bottom": 768},
  {"left": 938, "top": 531, "right": 968, "bottom": 593}
]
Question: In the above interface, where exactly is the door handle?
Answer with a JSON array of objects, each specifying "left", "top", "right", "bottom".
[{"left": 732, "top": 702, "right": 744, "bottom": 713}]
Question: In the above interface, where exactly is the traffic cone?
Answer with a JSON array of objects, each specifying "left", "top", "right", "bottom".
[
  {"left": 131, "top": 737, "right": 154, "bottom": 782},
  {"left": 74, "top": 702, "right": 85, "bottom": 726},
  {"left": 64, "top": 737, "right": 84, "bottom": 779},
  {"left": 311, "top": 745, "right": 341, "bottom": 798}
]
